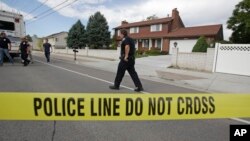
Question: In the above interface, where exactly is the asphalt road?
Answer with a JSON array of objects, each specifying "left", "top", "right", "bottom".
[{"left": 0, "top": 55, "right": 248, "bottom": 141}]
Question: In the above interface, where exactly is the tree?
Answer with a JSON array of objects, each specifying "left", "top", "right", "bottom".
[
  {"left": 86, "top": 11, "right": 111, "bottom": 49},
  {"left": 146, "top": 14, "right": 158, "bottom": 20},
  {"left": 26, "top": 34, "right": 33, "bottom": 42},
  {"left": 227, "top": 0, "right": 250, "bottom": 43},
  {"left": 192, "top": 36, "right": 209, "bottom": 52},
  {"left": 67, "top": 20, "right": 87, "bottom": 49}
]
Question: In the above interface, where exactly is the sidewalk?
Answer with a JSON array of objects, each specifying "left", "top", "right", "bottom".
[
  {"left": 156, "top": 68, "right": 250, "bottom": 93},
  {"left": 35, "top": 51, "right": 250, "bottom": 93}
]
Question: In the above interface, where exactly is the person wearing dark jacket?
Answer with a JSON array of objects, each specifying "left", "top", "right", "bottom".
[
  {"left": 19, "top": 37, "right": 30, "bottom": 66},
  {"left": 109, "top": 29, "right": 144, "bottom": 92},
  {"left": 43, "top": 38, "right": 52, "bottom": 62},
  {"left": 0, "top": 32, "right": 14, "bottom": 66}
]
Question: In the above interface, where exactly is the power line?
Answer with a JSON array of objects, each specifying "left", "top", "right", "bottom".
[
  {"left": 30, "top": 0, "right": 69, "bottom": 20},
  {"left": 24, "top": 0, "right": 48, "bottom": 16},
  {"left": 27, "top": 0, "right": 78, "bottom": 25}
]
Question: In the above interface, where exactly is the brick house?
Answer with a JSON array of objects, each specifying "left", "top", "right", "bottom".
[{"left": 114, "top": 8, "right": 223, "bottom": 54}]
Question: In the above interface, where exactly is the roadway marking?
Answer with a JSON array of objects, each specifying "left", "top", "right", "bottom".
[
  {"left": 35, "top": 59, "right": 149, "bottom": 94},
  {"left": 34, "top": 59, "right": 250, "bottom": 124},
  {"left": 230, "top": 118, "right": 250, "bottom": 124}
]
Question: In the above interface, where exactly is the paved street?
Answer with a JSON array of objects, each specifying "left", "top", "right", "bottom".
[{"left": 0, "top": 55, "right": 249, "bottom": 141}]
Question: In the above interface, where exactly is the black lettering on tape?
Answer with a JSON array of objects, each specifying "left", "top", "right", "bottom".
[
  {"left": 126, "top": 98, "right": 133, "bottom": 116},
  {"left": 177, "top": 97, "right": 185, "bottom": 115},
  {"left": 185, "top": 97, "right": 193, "bottom": 114},
  {"left": 113, "top": 98, "right": 120, "bottom": 116},
  {"left": 62, "top": 98, "right": 66, "bottom": 116},
  {"left": 91, "top": 98, "right": 97, "bottom": 116},
  {"left": 54, "top": 98, "right": 61, "bottom": 116},
  {"left": 166, "top": 97, "right": 172, "bottom": 115},
  {"left": 135, "top": 98, "right": 143, "bottom": 116},
  {"left": 148, "top": 98, "right": 156, "bottom": 115},
  {"left": 202, "top": 97, "right": 208, "bottom": 114},
  {"left": 78, "top": 98, "right": 85, "bottom": 116},
  {"left": 67, "top": 98, "right": 76, "bottom": 116},
  {"left": 103, "top": 98, "right": 111, "bottom": 116},
  {"left": 34, "top": 98, "right": 42, "bottom": 116},
  {"left": 149, "top": 97, "right": 173, "bottom": 116},
  {"left": 44, "top": 98, "right": 53, "bottom": 116},
  {"left": 209, "top": 96, "right": 215, "bottom": 113},
  {"left": 194, "top": 97, "right": 201, "bottom": 114},
  {"left": 157, "top": 97, "right": 165, "bottom": 115}
]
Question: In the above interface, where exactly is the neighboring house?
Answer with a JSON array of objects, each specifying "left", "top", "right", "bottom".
[
  {"left": 114, "top": 8, "right": 223, "bottom": 54},
  {"left": 45, "top": 31, "right": 68, "bottom": 49},
  {"left": 31, "top": 35, "right": 42, "bottom": 50}
]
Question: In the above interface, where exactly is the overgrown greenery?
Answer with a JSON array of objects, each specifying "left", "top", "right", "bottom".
[
  {"left": 192, "top": 36, "right": 209, "bottom": 52},
  {"left": 135, "top": 48, "right": 167, "bottom": 58},
  {"left": 227, "top": 0, "right": 250, "bottom": 43}
]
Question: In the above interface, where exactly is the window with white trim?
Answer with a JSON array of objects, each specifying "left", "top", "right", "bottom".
[
  {"left": 150, "top": 24, "right": 162, "bottom": 32},
  {"left": 130, "top": 27, "right": 139, "bottom": 33}
]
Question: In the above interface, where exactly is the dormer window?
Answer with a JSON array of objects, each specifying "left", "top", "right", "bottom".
[
  {"left": 150, "top": 24, "right": 162, "bottom": 32},
  {"left": 130, "top": 27, "right": 139, "bottom": 33}
]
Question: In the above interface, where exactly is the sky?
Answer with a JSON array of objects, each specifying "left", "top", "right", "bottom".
[{"left": 0, "top": 0, "right": 242, "bottom": 40}]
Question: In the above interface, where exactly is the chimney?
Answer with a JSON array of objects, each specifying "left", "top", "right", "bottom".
[
  {"left": 121, "top": 20, "right": 128, "bottom": 25},
  {"left": 172, "top": 8, "right": 179, "bottom": 19},
  {"left": 170, "top": 8, "right": 185, "bottom": 31}
]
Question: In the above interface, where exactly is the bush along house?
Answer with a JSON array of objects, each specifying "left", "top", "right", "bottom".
[{"left": 114, "top": 8, "right": 223, "bottom": 54}]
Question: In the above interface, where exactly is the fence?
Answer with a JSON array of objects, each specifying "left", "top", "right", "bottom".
[
  {"left": 172, "top": 43, "right": 250, "bottom": 76},
  {"left": 171, "top": 48, "right": 215, "bottom": 72},
  {"left": 53, "top": 47, "right": 120, "bottom": 60}
]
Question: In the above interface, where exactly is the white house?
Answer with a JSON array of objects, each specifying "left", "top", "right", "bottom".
[{"left": 45, "top": 31, "right": 68, "bottom": 49}]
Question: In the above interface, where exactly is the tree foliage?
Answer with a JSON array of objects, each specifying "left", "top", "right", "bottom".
[
  {"left": 192, "top": 36, "right": 209, "bottom": 52},
  {"left": 26, "top": 34, "right": 33, "bottom": 42},
  {"left": 86, "top": 11, "right": 111, "bottom": 49},
  {"left": 227, "top": 0, "right": 250, "bottom": 43},
  {"left": 67, "top": 20, "right": 86, "bottom": 48}
]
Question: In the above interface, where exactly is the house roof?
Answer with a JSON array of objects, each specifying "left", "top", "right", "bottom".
[
  {"left": 46, "top": 31, "right": 68, "bottom": 38},
  {"left": 166, "top": 24, "right": 222, "bottom": 38},
  {"left": 114, "top": 17, "right": 173, "bottom": 29}
]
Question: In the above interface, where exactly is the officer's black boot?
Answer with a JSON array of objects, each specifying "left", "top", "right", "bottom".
[
  {"left": 134, "top": 87, "right": 144, "bottom": 92},
  {"left": 109, "top": 85, "right": 119, "bottom": 90}
]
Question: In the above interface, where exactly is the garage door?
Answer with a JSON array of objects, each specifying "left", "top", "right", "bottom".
[
  {"left": 169, "top": 39, "right": 197, "bottom": 54},
  {"left": 214, "top": 44, "right": 250, "bottom": 76}
]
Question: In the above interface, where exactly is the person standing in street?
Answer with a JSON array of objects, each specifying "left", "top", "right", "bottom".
[
  {"left": 19, "top": 37, "right": 30, "bottom": 66},
  {"left": 0, "top": 32, "right": 14, "bottom": 66},
  {"left": 43, "top": 38, "right": 52, "bottom": 62},
  {"left": 109, "top": 29, "right": 144, "bottom": 92}
]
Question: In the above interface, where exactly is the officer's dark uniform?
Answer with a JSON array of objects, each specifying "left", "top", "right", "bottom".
[
  {"left": 19, "top": 41, "right": 30, "bottom": 66},
  {"left": 112, "top": 36, "right": 143, "bottom": 91},
  {"left": 43, "top": 42, "right": 51, "bottom": 62}
]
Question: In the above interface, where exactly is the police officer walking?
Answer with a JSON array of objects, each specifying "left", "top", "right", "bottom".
[
  {"left": 19, "top": 37, "right": 30, "bottom": 66},
  {"left": 0, "top": 32, "right": 14, "bottom": 66},
  {"left": 109, "top": 29, "right": 144, "bottom": 92},
  {"left": 43, "top": 38, "right": 52, "bottom": 63}
]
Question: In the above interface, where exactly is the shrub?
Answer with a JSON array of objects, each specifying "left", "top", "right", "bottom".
[{"left": 192, "top": 36, "right": 209, "bottom": 52}]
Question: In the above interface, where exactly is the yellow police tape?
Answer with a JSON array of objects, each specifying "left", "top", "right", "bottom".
[{"left": 0, "top": 93, "right": 250, "bottom": 120}]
